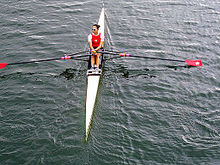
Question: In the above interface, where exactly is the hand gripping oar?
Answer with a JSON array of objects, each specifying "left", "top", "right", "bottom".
[
  {"left": 0, "top": 50, "right": 89, "bottom": 69},
  {"left": 103, "top": 51, "right": 203, "bottom": 67}
]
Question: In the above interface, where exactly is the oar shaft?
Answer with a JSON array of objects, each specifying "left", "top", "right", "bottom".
[
  {"left": 8, "top": 58, "right": 60, "bottom": 66},
  {"left": 66, "top": 50, "right": 88, "bottom": 57},
  {"left": 103, "top": 51, "right": 202, "bottom": 66},
  {"left": 0, "top": 51, "right": 90, "bottom": 69},
  {"left": 103, "top": 51, "right": 184, "bottom": 62},
  {"left": 5, "top": 54, "right": 89, "bottom": 66},
  {"left": 128, "top": 55, "right": 184, "bottom": 63},
  {"left": 6, "top": 50, "right": 89, "bottom": 66}
]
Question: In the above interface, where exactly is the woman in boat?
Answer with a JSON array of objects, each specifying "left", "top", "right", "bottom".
[{"left": 88, "top": 24, "right": 104, "bottom": 69}]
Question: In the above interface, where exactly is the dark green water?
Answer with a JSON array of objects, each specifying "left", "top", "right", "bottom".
[{"left": 0, "top": 0, "right": 219, "bottom": 164}]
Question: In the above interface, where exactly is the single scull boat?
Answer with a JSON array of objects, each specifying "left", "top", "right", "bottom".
[{"left": 85, "top": 8, "right": 105, "bottom": 141}]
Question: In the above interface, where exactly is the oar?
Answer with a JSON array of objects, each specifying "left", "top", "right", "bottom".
[
  {"left": 103, "top": 51, "right": 203, "bottom": 67},
  {"left": 0, "top": 51, "right": 89, "bottom": 69}
]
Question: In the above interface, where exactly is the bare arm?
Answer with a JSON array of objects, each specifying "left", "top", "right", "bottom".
[{"left": 89, "top": 41, "right": 94, "bottom": 51}]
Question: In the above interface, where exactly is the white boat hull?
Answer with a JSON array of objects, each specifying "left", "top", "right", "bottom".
[
  {"left": 85, "top": 73, "right": 101, "bottom": 140},
  {"left": 85, "top": 8, "right": 105, "bottom": 141}
]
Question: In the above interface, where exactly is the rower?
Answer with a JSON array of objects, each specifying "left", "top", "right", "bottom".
[{"left": 88, "top": 24, "right": 104, "bottom": 70}]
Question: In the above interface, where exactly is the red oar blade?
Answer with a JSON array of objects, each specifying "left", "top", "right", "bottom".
[
  {"left": 185, "top": 60, "right": 202, "bottom": 66},
  {"left": 0, "top": 63, "right": 8, "bottom": 69}
]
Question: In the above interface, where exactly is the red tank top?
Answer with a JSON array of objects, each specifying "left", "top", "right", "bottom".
[{"left": 91, "top": 33, "right": 101, "bottom": 48}]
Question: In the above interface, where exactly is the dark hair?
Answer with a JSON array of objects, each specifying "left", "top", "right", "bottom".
[{"left": 93, "top": 24, "right": 100, "bottom": 29}]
